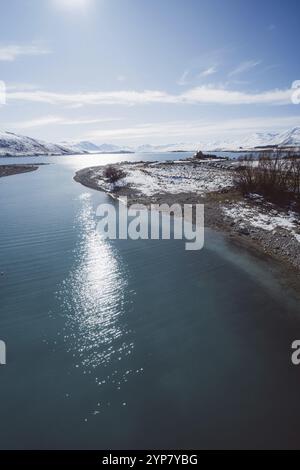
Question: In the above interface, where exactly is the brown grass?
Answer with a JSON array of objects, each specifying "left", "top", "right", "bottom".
[{"left": 234, "top": 155, "right": 300, "bottom": 208}]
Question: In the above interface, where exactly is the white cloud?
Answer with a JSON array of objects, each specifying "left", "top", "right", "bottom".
[
  {"left": 200, "top": 66, "right": 217, "bottom": 77},
  {"left": 86, "top": 116, "right": 300, "bottom": 143},
  {"left": 0, "top": 43, "right": 51, "bottom": 62},
  {"left": 62, "top": 117, "right": 122, "bottom": 125},
  {"left": 6, "top": 83, "right": 41, "bottom": 91},
  {"left": 6, "top": 84, "right": 293, "bottom": 107},
  {"left": 8, "top": 115, "right": 121, "bottom": 130},
  {"left": 180, "top": 85, "right": 291, "bottom": 105},
  {"left": 7, "top": 89, "right": 176, "bottom": 106},
  {"left": 228, "top": 60, "right": 262, "bottom": 77},
  {"left": 14, "top": 116, "right": 63, "bottom": 129},
  {"left": 178, "top": 66, "right": 217, "bottom": 85},
  {"left": 177, "top": 70, "right": 190, "bottom": 86}
]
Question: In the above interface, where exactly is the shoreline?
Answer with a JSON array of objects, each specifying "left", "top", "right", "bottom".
[
  {"left": 0, "top": 164, "right": 40, "bottom": 178},
  {"left": 74, "top": 160, "right": 300, "bottom": 288}
]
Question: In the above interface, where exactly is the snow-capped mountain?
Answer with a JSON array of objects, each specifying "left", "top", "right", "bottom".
[
  {"left": 55, "top": 128, "right": 300, "bottom": 154},
  {"left": 275, "top": 127, "right": 300, "bottom": 147},
  {"left": 135, "top": 143, "right": 200, "bottom": 153},
  {"left": 231, "top": 132, "right": 278, "bottom": 150},
  {"left": 0, "top": 130, "right": 79, "bottom": 157},
  {"left": 61, "top": 141, "right": 133, "bottom": 154},
  {"left": 1, "top": 126, "right": 300, "bottom": 158},
  {"left": 134, "top": 129, "right": 300, "bottom": 152},
  {"left": 95, "top": 143, "right": 133, "bottom": 153},
  {"left": 217, "top": 127, "right": 300, "bottom": 151},
  {"left": 60, "top": 141, "right": 100, "bottom": 153}
]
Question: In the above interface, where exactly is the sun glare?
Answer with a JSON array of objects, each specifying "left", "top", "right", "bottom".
[{"left": 52, "top": 0, "right": 92, "bottom": 12}]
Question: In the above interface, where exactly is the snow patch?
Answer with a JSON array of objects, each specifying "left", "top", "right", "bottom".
[
  {"left": 122, "top": 163, "right": 233, "bottom": 196},
  {"left": 223, "top": 202, "right": 300, "bottom": 242}
]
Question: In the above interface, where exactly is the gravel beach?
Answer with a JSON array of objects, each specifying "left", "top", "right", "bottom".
[
  {"left": 74, "top": 159, "right": 300, "bottom": 277},
  {"left": 0, "top": 164, "right": 39, "bottom": 178}
]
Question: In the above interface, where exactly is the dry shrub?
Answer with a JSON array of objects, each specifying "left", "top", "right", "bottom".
[
  {"left": 103, "top": 165, "right": 126, "bottom": 184},
  {"left": 234, "top": 154, "right": 300, "bottom": 206}
]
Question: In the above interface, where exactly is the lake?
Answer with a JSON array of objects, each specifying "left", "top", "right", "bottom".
[{"left": 0, "top": 152, "right": 300, "bottom": 450}]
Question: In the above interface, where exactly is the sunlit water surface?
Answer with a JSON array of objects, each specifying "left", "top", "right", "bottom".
[{"left": 0, "top": 153, "right": 300, "bottom": 450}]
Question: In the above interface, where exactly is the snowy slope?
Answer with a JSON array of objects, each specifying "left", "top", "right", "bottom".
[
  {"left": 95, "top": 143, "right": 132, "bottom": 153},
  {"left": 60, "top": 141, "right": 98, "bottom": 153},
  {"left": 204, "top": 127, "right": 300, "bottom": 151},
  {"left": 0, "top": 130, "right": 79, "bottom": 157},
  {"left": 1, "top": 125, "right": 300, "bottom": 157},
  {"left": 136, "top": 143, "right": 201, "bottom": 152},
  {"left": 236, "top": 132, "right": 278, "bottom": 149},
  {"left": 61, "top": 141, "right": 133, "bottom": 153},
  {"left": 276, "top": 127, "right": 300, "bottom": 147},
  {"left": 135, "top": 129, "right": 300, "bottom": 152}
]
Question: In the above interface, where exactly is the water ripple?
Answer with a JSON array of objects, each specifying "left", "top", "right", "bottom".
[{"left": 56, "top": 195, "right": 132, "bottom": 372}]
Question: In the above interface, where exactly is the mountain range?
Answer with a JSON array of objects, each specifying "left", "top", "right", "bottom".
[
  {"left": 1, "top": 127, "right": 300, "bottom": 157},
  {"left": 60, "top": 141, "right": 133, "bottom": 154},
  {"left": 68, "top": 127, "right": 300, "bottom": 152},
  {"left": 0, "top": 130, "right": 78, "bottom": 157},
  {"left": 212, "top": 127, "right": 300, "bottom": 151}
]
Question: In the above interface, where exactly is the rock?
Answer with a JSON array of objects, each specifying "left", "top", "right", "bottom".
[{"left": 238, "top": 226, "right": 250, "bottom": 236}]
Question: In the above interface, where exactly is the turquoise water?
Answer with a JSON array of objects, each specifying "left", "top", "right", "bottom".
[{"left": 0, "top": 153, "right": 300, "bottom": 450}]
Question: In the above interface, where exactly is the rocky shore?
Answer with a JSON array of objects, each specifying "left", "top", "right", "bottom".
[
  {"left": 0, "top": 164, "right": 39, "bottom": 178},
  {"left": 74, "top": 159, "right": 300, "bottom": 276}
]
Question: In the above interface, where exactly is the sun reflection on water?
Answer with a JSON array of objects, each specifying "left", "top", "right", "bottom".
[{"left": 57, "top": 193, "right": 133, "bottom": 373}]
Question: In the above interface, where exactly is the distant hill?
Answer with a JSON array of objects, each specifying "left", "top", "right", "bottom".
[
  {"left": 1, "top": 126, "right": 300, "bottom": 158},
  {"left": 0, "top": 130, "right": 79, "bottom": 157},
  {"left": 134, "top": 130, "right": 300, "bottom": 152},
  {"left": 61, "top": 141, "right": 134, "bottom": 154},
  {"left": 210, "top": 127, "right": 300, "bottom": 151}
]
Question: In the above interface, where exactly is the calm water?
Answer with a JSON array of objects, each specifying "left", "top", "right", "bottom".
[{"left": 0, "top": 153, "right": 300, "bottom": 450}]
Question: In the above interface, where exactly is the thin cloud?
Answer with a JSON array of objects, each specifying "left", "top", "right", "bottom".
[
  {"left": 7, "top": 89, "right": 177, "bottom": 106},
  {"left": 181, "top": 85, "right": 291, "bottom": 105},
  {"left": 228, "top": 60, "right": 262, "bottom": 77},
  {"left": 6, "top": 85, "right": 293, "bottom": 107},
  {"left": 177, "top": 70, "right": 190, "bottom": 86},
  {"left": 10, "top": 116, "right": 63, "bottom": 129},
  {"left": 8, "top": 115, "right": 122, "bottom": 129},
  {"left": 200, "top": 66, "right": 217, "bottom": 77},
  {"left": 0, "top": 43, "right": 51, "bottom": 61},
  {"left": 86, "top": 116, "right": 300, "bottom": 143}
]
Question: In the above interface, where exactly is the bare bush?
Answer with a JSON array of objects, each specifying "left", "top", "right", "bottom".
[
  {"left": 290, "top": 157, "right": 300, "bottom": 195},
  {"left": 234, "top": 155, "right": 300, "bottom": 205},
  {"left": 236, "top": 153, "right": 257, "bottom": 163},
  {"left": 103, "top": 165, "right": 126, "bottom": 184}
]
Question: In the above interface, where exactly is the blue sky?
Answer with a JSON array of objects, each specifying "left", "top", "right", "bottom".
[{"left": 0, "top": 0, "right": 300, "bottom": 145}]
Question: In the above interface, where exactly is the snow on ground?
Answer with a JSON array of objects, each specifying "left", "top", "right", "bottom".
[
  {"left": 223, "top": 202, "right": 300, "bottom": 242},
  {"left": 119, "top": 162, "right": 234, "bottom": 196}
]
